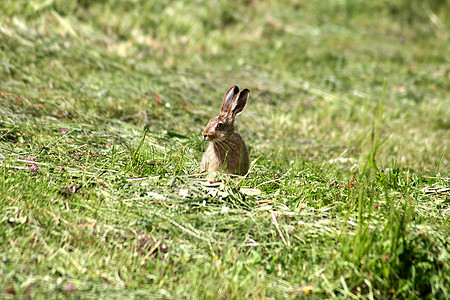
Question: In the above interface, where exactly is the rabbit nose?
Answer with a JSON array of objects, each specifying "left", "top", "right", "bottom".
[{"left": 203, "top": 135, "right": 208, "bottom": 140}]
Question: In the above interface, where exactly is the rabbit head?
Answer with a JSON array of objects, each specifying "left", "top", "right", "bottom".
[{"left": 202, "top": 85, "right": 250, "bottom": 142}]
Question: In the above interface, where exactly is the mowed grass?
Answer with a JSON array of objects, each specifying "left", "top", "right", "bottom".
[{"left": 0, "top": 0, "right": 449, "bottom": 298}]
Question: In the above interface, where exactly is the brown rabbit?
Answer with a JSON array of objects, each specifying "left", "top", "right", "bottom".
[{"left": 200, "top": 85, "right": 250, "bottom": 175}]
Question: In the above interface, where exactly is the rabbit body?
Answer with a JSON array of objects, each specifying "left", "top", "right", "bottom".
[
  {"left": 201, "top": 85, "right": 250, "bottom": 175},
  {"left": 201, "top": 131, "right": 249, "bottom": 175}
]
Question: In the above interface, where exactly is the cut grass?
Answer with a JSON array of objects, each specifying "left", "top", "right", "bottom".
[{"left": 1, "top": 0, "right": 449, "bottom": 298}]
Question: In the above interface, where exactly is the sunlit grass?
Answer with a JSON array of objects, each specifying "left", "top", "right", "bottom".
[{"left": 1, "top": 0, "right": 449, "bottom": 298}]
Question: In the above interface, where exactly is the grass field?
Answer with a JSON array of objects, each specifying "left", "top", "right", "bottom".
[{"left": 1, "top": 0, "right": 449, "bottom": 298}]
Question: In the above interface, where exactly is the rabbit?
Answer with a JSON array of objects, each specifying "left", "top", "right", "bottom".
[{"left": 200, "top": 85, "right": 250, "bottom": 175}]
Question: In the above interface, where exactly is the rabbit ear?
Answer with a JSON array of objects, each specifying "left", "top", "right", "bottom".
[
  {"left": 221, "top": 85, "right": 239, "bottom": 114},
  {"left": 229, "top": 88, "right": 250, "bottom": 117}
]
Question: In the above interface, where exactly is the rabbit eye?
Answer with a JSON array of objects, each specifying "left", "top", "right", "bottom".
[{"left": 216, "top": 123, "right": 224, "bottom": 130}]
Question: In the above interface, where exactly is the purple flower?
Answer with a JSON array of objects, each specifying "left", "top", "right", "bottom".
[
  {"left": 30, "top": 165, "right": 38, "bottom": 172},
  {"left": 65, "top": 284, "right": 73, "bottom": 292},
  {"left": 25, "top": 158, "right": 35, "bottom": 162},
  {"left": 60, "top": 128, "right": 68, "bottom": 133}
]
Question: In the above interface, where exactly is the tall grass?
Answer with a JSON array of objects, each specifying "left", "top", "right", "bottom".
[{"left": 1, "top": 0, "right": 449, "bottom": 298}]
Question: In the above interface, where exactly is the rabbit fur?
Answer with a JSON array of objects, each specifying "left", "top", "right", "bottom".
[{"left": 200, "top": 85, "right": 250, "bottom": 175}]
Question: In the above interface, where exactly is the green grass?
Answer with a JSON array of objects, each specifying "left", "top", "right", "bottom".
[{"left": 1, "top": 0, "right": 449, "bottom": 298}]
